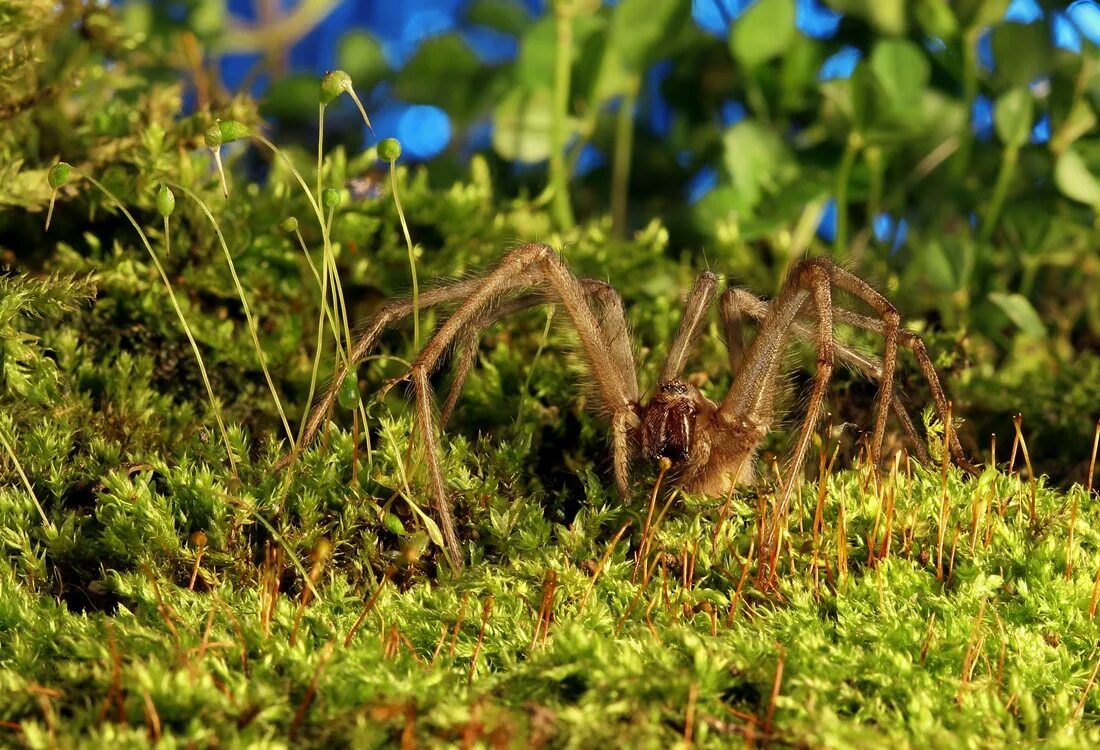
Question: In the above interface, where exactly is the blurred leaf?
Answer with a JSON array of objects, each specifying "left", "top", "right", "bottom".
[
  {"left": 730, "top": 0, "right": 796, "bottom": 69},
  {"left": 913, "top": 0, "right": 958, "bottom": 39},
  {"left": 994, "top": 88, "right": 1033, "bottom": 148},
  {"left": 824, "top": 0, "right": 905, "bottom": 35},
  {"left": 466, "top": 0, "right": 531, "bottom": 35},
  {"left": 991, "top": 23, "right": 1051, "bottom": 87},
  {"left": 1054, "top": 149, "right": 1100, "bottom": 207},
  {"left": 396, "top": 35, "right": 483, "bottom": 117},
  {"left": 492, "top": 88, "right": 572, "bottom": 163},
  {"left": 260, "top": 73, "right": 319, "bottom": 124},
  {"left": 988, "top": 292, "right": 1046, "bottom": 337},
  {"left": 953, "top": 0, "right": 1010, "bottom": 28},
  {"left": 516, "top": 16, "right": 556, "bottom": 88},
  {"left": 1050, "top": 100, "right": 1097, "bottom": 154},
  {"left": 606, "top": 0, "right": 685, "bottom": 71},
  {"left": 722, "top": 120, "right": 798, "bottom": 211},
  {"left": 337, "top": 31, "right": 388, "bottom": 91},
  {"left": 869, "top": 39, "right": 929, "bottom": 123}
]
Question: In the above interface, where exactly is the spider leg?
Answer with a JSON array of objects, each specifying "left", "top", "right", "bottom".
[
  {"left": 720, "top": 289, "right": 930, "bottom": 463},
  {"left": 440, "top": 280, "right": 639, "bottom": 428},
  {"left": 718, "top": 261, "right": 835, "bottom": 584},
  {"left": 275, "top": 276, "right": 489, "bottom": 472},
  {"left": 660, "top": 272, "right": 719, "bottom": 383},
  {"left": 398, "top": 244, "right": 643, "bottom": 567},
  {"left": 812, "top": 306, "right": 974, "bottom": 473}
]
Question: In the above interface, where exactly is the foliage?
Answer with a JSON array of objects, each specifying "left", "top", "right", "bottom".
[{"left": 1, "top": 2, "right": 1100, "bottom": 748}]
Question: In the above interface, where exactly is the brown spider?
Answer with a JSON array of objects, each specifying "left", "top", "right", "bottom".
[{"left": 285, "top": 243, "right": 973, "bottom": 572}]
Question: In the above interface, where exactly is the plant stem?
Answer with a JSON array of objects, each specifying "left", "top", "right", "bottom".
[
  {"left": 390, "top": 160, "right": 420, "bottom": 350},
  {"left": 951, "top": 26, "right": 981, "bottom": 182},
  {"left": 79, "top": 174, "right": 237, "bottom": 478},
  {"left": 550, "top": 0, "right": 575, "bottom": 230},
  {"left": 980, "top": 145, "right": 1018, "bottom": 242},
  {"left": 252, "top": 134, "right": 370, "bottom": 462},
  {"left": 316, "top": 103, "right": 326, "bottom": 205},
  {"left": 175, "top": 185, "right": 296, "bottom": 450},
  {"left": 865, "top": 145, "right": 884, "bottom": 222},
  {"left": 610, "top": 83, "right": 637, "bottom": 238},
  {"left": 0, "top": 421, "right": 52, "bottom": 532},
  {"left": 834, "top": 133, "right": 860, "bottom": 260}
]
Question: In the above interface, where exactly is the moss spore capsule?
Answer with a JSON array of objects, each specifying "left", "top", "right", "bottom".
[
  {"left": 320, "top": 69, "right": 352, "bottom": 105},
  {"left": 322, "top": 188, "right": 341, "bottom": 210},
  {"left": 383, "top": 513, "right": 406, "bottom": 536},
  {"left": 378, "top": 137, "right": 402, "bottom": 162},
  {"left": 156, "top": 184, "right": 175, "bottom": 218},
  {"left": 280, "top": 216, "right": 299, "bottom": 233},
  {"left": 48, "top": 162, "right": 72, "bottom": 189},
  {"left": 218, "top": 120, "right": 250, "bottom": 143},
  {"left": 204, "top": 121, "right": 223, "bottom": 150},
  {"left": 337, "top": 371, "right": 359, "bottom": 409}
]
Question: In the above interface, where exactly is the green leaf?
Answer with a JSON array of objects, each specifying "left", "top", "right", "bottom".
[
  {"left": 994, "top": 88, "right": 1034, "bottom": 148},
  {"left": 1054, "top": 149, "right": 1100, "bottom": 207},
  {"left": 988, "top": 292, "right": 1046, "bottom": 337},
  {"left": 954, "top": 0, "right": 1010, "bottom": 29},
  {"left": 337, "top": 31, "right": 388, "bottom": 90},
  {"left": 722, "top": 120, "right": 798, "bottom": 212},
  {"left": 991, "top": 23, "right": 1050, "bottom": 86},
  {"left": 493, "top": 88, "right": 570, "bottom": 163},
  {"left": 608, "top": 0, "right": 685, "bottom": 70},
  {"left": 730, "top": 0, "right": 796, "bottom": 69},
  {"left": 466, "top": 0, "right": 531, "bottom": 35},
  {"left": 402, "top": 495, "right": 446, "bottom": 551},
  {"left": 913, "top": 0, "right": 958, "bottom": 39},
  {"left": 395, "top": 35, "right": 483, "bottom": 117},
  {"left": 869, "top": 39, "right": 929, "bottom": 122},
  {"left": 824, "top": 0, "right": 905, "bottom": 35}
]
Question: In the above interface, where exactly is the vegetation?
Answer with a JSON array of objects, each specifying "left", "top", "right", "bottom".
[{"left": 2, "top": 1, "right": 1100, "bottom": 747}]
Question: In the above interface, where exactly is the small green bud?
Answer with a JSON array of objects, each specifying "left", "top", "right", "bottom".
[
  {"left": 204, "top": 121, "right": 223, "bottom": 149},
  {"left": 378, "top": 138, "right": 402, "bottom": 162},
  {"left": 156, "top": 184, "right": 175, "bottom": 218},
  {"left": 204, "top": 119, "right": 250, "bottom": 150},
  {"left": 337, "top": 371, "right": 359, "bottom": 410},
  {"left": 48, "top": 162, "right": 72, "bottom": 189},
  {"left": 322, "top": 188, "right": 341, "bottom": 210},
  {"left": 218, "top": 120, "right": 250, "bottom": 143},
  {"left": 280, "top": 216, "right": 299, "bottom": 233},
  {"left": 320, "top": 69, "right": 352, "bottom": 105},
  {"left": 383, "top": 512, "right": 406, "bottom": 536}
]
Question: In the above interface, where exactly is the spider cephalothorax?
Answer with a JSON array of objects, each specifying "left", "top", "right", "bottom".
[
  {"left": 641, "top": 380, "right": 700, "bottom": 464},
  {"left": 282, "top": 244, "right": 973, "bottom": 572}
]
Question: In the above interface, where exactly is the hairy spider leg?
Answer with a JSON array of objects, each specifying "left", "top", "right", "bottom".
[
  {"left": 720, "top": 289, "right": 930, "bottom": 464},
  {"left": 660, "top": 272, "right": 719, "bottom": 383},
  {"left": 382, "top": 243, "right": 642, "bottom": 568},
  {"left": 438, "top": 279, "right": 640, "bottom": 495},
  {"left": 718, "top": 260, "right": 836, "bottom": 585}
]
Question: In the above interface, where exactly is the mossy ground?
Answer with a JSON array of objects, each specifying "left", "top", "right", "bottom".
[{"left": 4, "top": 140, "right": 1100, "bottom": 748}]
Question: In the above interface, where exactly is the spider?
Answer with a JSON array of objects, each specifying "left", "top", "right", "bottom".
[{"left": 285, "top": 243, "right": 973, "bottom": 573}]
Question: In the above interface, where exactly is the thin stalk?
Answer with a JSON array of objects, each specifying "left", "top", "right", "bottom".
[
  {"left": 865, "top": 145, "right": 884, "bottom": 222},
  {"left": 0, "top": 422, "right": 52, "bottom": 531},
  {"left": 175, "top": 185, "right": 295, "bottom": 449},
  {"left": 80, "top": 173, "right": 237, "bottom": 477},
  {"left": 610, "top": 84, "right": 638, "bottom": 238},
  {"left": 316, "top": 102, "right": 326, "bottom": 205},
  {"left": 251, "top": 134, "right": 370, "bottom": 459},
  {"left": 980, "top": 145, "right": 1018, "bottom": 242},
  {"left": 389, "top": 160, "right": 420, "bottom": 350},
  {"left": 951, "top": 27, "right": 981, "bottom": 181},
  {"left": 834, "top": 133, "right": 860, "bottom": 260},
  {"left": 550, "top": 0, "right": 576, "bottom": 230}
]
